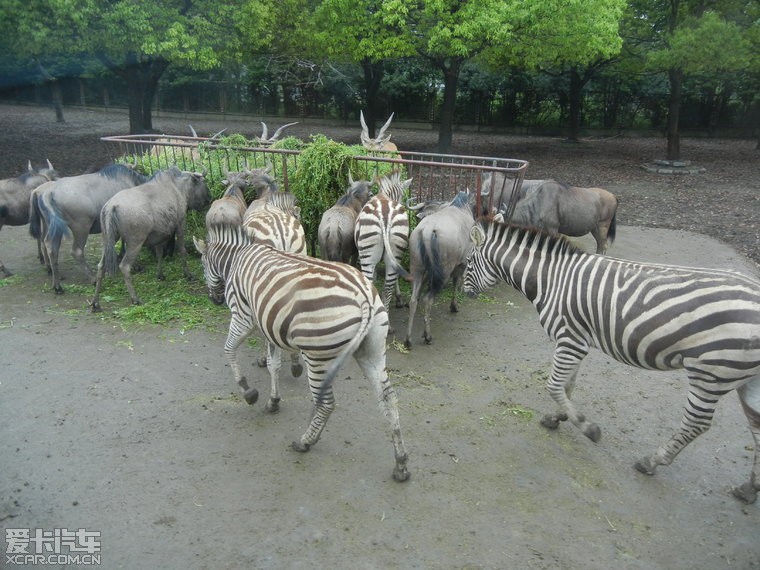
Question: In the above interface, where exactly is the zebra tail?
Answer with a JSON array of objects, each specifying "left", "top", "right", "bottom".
[
  {"left": 41, "top": 195, "right": 70, "bottom": 251},
  {"left": 316, "top": 300, "right": 373, "bottom": 404},
  {"left": 608, "top": 212, "right": 617, "bottom": 245},
  {"left": 101, "top": 207, "right": 120, "bottom": 276},
  {"left": 28, "top": 192, "right": 43, "bottom": 239},
  {"left": 381, "top": 223, "right": 411, "bottom": 282}
]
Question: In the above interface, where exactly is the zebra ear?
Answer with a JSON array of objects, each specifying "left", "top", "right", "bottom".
[
  {"left": 470, "top": 224, "right": 485, "bottom": 247},
  {"left": 193, "top": 236, "right": 207, "bottom": 255}
]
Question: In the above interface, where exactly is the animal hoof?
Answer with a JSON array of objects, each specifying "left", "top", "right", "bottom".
[
  {"left": 584, "top": 423, "right": 602, "bottom": 442},
  {"left": 53, "top": 286, "right": 64, "bottom": 295},
  {"left": 633, "top": 458, "right": 656, "bottom": 476},
  {"left": 292, "top": 440, "right": 310, "bottom": 453},
  {"left": 265, "top": 398, "right": 280, "bottom": 413},
  {"left": 450, "top": 304, "right": 459, "bottom": 313},
  {"left": 423, "top": 335, "right": 432, "bottom": 345},
  {"left": 540, "top": 413, "right": 567, "bottom": 430},
  {"left": 730, "top": 482, "right": 758, "bottom": 504},
  {"left": 243, "top": 388, "right": 259, "bottom": 405},
  {"left": 403, "top": 339, "right": 412, "bottom": 350},
  {"left": 291, "top": 364, "right": 303, "bottom": 378},
  {"left": 393, "top": 467, "right": 411, "bottom": 482},
  {"left": 256, "top": 356, "right": 267, "bottom": 368}
]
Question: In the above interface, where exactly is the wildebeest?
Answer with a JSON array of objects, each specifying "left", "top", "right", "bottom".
[
  {"left": 360, "top": 111, "right": 397, "bottom": 152},
  {"left": 205, "top": 184, "right": 248, "bottom": 228},
  {"left": 29, "top": 163, "right": 150, "bottom": 292},
  {"left": 0, "top": 160, "right": 59, "bottom": 277},
  {"left": 90, "top": 166, "right": 209, "bottom": 310},
  {"left": 482, "top": 173, "right": 618, "bottom": 254},
  {"left": 404, "top": 191, "right": 477, "bottom": 348},
  {"left": 317, "top": 177, "right": 373, "bottom": 264}
]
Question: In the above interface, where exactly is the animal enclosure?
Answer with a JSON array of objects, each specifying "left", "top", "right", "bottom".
[{"left": 100, "top": 133, "right": 530, "bottom": 214}]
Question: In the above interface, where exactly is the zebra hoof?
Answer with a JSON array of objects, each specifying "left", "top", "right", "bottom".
[
  {"left": 403, "top": 338, "right": 412, "bottom": 350},
  {"left": 265, "top": 398, "right": 280, "bottom": 413},
  {"left": 583, "top": 423, "right": 602, "bottom": 442},
  {"left": 393, "top": 467, "right": 411, "bottom": 482},
  {"left": 730, "top": 482, "right": 758, "bottom": 504},
  {"left": 243, "top": 388, "right": 259, "bottom": 405},
  {"left": 540, "top": 413, "right": 567, "bottom": 430},
  {"left": 292, "top": 440, "right": 310, "bottom": 453},
  {"left": 256, "top": 356, "right": 267, "bottom": 368},
  {"left": 291, "top": 364, "right": 303, "bottom": 378},
  {"left": 53, "top": 285, "right": 64, "bottom": 295},
  {"left": 633, "top": 457, "right": 657, "bottom": 476}
]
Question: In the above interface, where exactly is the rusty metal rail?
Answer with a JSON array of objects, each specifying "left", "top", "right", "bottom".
[{"left": 100, "top": 133, "right": 529, "bottom": 215}]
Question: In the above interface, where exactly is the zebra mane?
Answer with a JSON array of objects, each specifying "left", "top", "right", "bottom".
[
  {"left": 377, "top": 170, "right": 410, "bottom": 202},
  {"left": 206, "top": 223, "right": 252, "bottom": 247},
  {"left": 486, "top": 216, "right": 584, "bottom": 256}
]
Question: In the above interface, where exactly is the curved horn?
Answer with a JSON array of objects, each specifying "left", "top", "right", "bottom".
[
  {"left": 46, "top": 159, "right": 54, "bottom": 170},
  {"left": 260, "top": 122, "right": 269, "bottom": 141},
  {"left": 270, "top": 122, "right": 298, "bottom": 141},
  {"left": 348, "top": 170, "right": 355, "bottom": 186},
  {"left": 27, "top": 160, "right": 33, "bottom": 172},
  {"left": 210, "top": 128, "right": 227, "bottom": 139},
  {"left": 264, "top": 161, "right": 274, "bottom": 174},
  {"left": 406, "top": 197, "right": 424, "bottom": 211},
  {"left": 376, "top": 113, "right": 394, "bottom": 139},
  {"left": 188, "top": 124, "right": 198, "bottom": 137},
  {"left": 359, "top": 110, "right": 369, "bottom": 136}
]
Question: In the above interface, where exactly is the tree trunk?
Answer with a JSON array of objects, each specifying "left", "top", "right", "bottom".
[
  {"left": 361, "top": 59, "right": 385, "bottom": 138},
  {"left": 666, "top": 67, "right": 683, "bottom": 161},
  {"left": 436, "top": 58, "right": 463, "bottom": 154},
  {"left": 566, "top": 67, "right": 583, "bottom": 141},
  {"left": 50, "top": 81, "right": 65, "bottom": 123},
  {"left": 118, "top": 53, "right": 168, "bottom": 134}
]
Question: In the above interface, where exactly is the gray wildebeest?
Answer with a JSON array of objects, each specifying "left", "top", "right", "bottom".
[
  {"left": 205, "top": 184, "right": 248, "bottom": 229},
  {"left": 483, "top": 173, "right": 618, "bottom": 254},
  {"left": 404, "top": 191, "right": 477, "bottom": 348},
  {"left": 90, "top": 166, "right": 209, "bottom": 311},
  {"left": 29, "top": 163, "right": 150, "bottom": 292},
  {"left": 318, "top": 176, "right": 373, "bottom": 264},
  {"left": 0, "top": 160, "right": 59, "bottom": 277}
]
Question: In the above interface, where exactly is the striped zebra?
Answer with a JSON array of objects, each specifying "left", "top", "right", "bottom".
[
  {"left": 192, "top": 224, "right": 410, "bottom": 482},
  {"left": 241, "top": 200, "right": 307, "bottom": 376},
  {"left": 354, "top": 171, "right": 413, "bottom": 312},
  {"left": 463, "top": 219, "right": 760, "bottom": 503}
]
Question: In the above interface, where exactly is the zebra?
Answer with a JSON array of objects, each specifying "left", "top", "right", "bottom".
[
  {"left": 241, "top": 201, "right": 307, "bottom": 376},
  {"left": 354, "top": 171, "right": 412, "bottom": 312},
  {"left": 192, "top": 224, "right": 410, "bottom": 482},
  {"left": 463, "top": 218, "right": 760, "bottom": 503}
]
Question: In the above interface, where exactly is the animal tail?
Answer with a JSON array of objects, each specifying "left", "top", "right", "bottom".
[
  {"left": 317, "top": 300, "right": 373, "bottom": 403},
  {"left": 381, "top": 222, "right": 411, "bottom": 282},
  {"left": 28, "top": 192, "right": 43, "bottom": 239},
  {"left": 40, "top": 194, "right": 70, "bottom": 252},
  {"left": 421, "top": 229, "right": 446, "bottom": 296},
  {"left": 101, "top": 206, "right": 120, "bottom": 276},
  {"left": 608, "top": 212, "right": 616, "bottom": 245}
]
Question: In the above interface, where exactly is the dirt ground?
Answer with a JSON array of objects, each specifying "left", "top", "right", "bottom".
[{"left": 1, "top": 104, "right": 759, "bottom": 569}]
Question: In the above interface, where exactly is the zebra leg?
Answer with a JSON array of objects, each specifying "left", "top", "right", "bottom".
[
  {"left": 223, "top": 316, "right": 259, "bottom": 405},
  {"left": 634, "top": 376, "right": 724, "bottom": 476},
  {"left": 264, "top": 342, "right": 282, "bottom": 413},
  {"left": 354, "top": 322, "right": 410, "bottom": 482},
  {"left": 292, "top": 360, "right": 334, "bottom": 452},
  {"left": 731, "top": 378, "right": 760, "bottom": 504},
  {"left": 290, "top": 352, "right": 303, "bottom": 378},
  {"left": 541, "top": 342, "right": 600, "bottom": 442}
]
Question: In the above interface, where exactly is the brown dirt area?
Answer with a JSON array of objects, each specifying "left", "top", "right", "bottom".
[{"left": 1, "top": 104, "right": 759, "bottom": 569}]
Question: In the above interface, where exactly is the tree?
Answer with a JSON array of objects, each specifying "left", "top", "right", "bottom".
[
  {"left": 637, "top": 0, "right": 753, "bottom": 160},
  {"left": 42, "top": 0, "right": 273, "bottom": 134}
]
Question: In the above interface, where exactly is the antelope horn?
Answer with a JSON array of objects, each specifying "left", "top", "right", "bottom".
[
  {"left": 359, "top": 110, "right": 369, "bottom": 137},
  {"left": 188, "top": 124, "right": 198, "bottom": 137},
  {"left": 348, "top": 170, "right": 354, "bottom": 185},
  {"left": 376, "top": 113, "right": 394, "bottom": 139},
  {"left": 210, "top": 128, "right": 227, "bottom": 139},
  {"left": 46, "top": 159, "right": 54, "bottom": 170},
  {"left": 27, "top": 160, "right": 33, "bottom": 172},
  {"left": 270, "top": 122, "right": 298, "bottom": 141},
  {"left": 260, "top": 122, "right": 269, "bottom": 141}
]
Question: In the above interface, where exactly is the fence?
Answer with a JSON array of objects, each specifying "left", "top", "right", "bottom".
[{"left": 100, "top": 133, "right": 530, "bottom": 218}]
